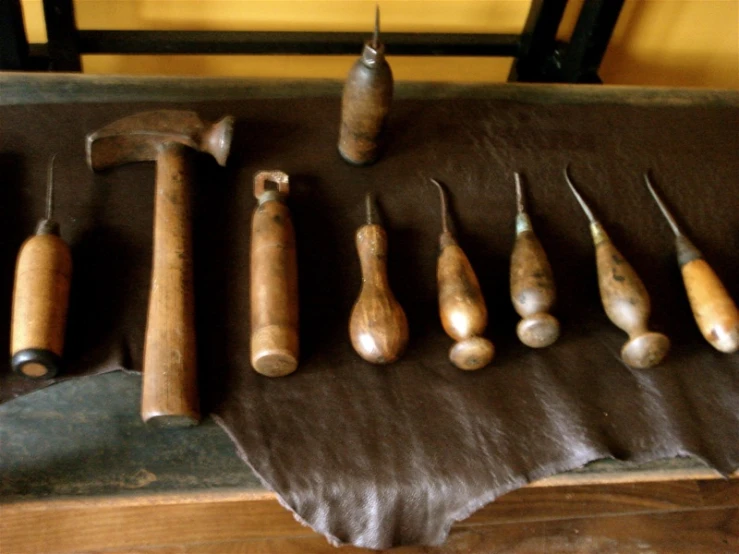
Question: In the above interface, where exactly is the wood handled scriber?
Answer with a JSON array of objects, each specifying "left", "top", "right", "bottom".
[
  {"left": 250, "top": 170, "right": 300, "bottom": 376},
  {"left": 510, "top": 172, "right": 559, "bottom": 348},
  {"left": 564, "top": 166, "right": 670, "bottom": 368},
  {"left": 349, "top": 193, "right": 408, "bottom": 364},
  {"left": 643, "top": 172, "right": 738, "bottom": 353},
  {"left": 11, "top": 155, "right": 72, "bottom": 379},
  {"left": 432, "top": 179, "right": 494, "bottom": 370},
  {"left": 87, "top": 110, "right": 234, "bottom": 426}
]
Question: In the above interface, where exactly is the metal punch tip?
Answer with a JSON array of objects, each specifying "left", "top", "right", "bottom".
[
  {"left": 430, "top": 178, "right": 451, "bottom": 235},
  {"left": 514, "top": 172, "right": 526, "bottom": 214}
]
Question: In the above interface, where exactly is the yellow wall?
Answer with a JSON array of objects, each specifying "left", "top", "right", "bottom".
[{"left": 20, "top": 0, "right": 739, "bottom": 88}]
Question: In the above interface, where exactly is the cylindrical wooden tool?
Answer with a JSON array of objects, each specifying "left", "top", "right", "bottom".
[
  {"left": 250, "top": 170, "right": 299, "bottom": 377},
  {"left": 11, "top": 156, "right": 72, "bottom": 379},
  {"left": 338, "top": 6, "right": 393, "bottom": 166},
  {"left": 510, "top": 173, "right": 559, "bottom": 348},
  {"left": 432, "top": 179, "right": 494, "bottom": 370},
  {"left": 565, "top": 166, "right": 670, "bottom": 369},
  {"left": 644, "top": 173, "right": 738, "bottom": 353},
  {"left": 86, "top": 110, "right": 234, "bottom": 426},
  {"left": 349, "top": 193, "right": 408, "bottom": 364}
]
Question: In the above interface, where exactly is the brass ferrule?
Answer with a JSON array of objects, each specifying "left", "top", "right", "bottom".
[
  {"left": 515, "top": 213, "right": 532, "bottom": 235},
  {"left": 589, "top": 222, "right": 609, "bottom": 245},
  {"left": 675, "top": 234, "right": 702, "bottom": 267}
]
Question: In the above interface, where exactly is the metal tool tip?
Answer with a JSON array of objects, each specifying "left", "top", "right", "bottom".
[
  {"left": 365, "top": 192, "right": 378, "bottom": 225},
  {"left": 430, "top": 178, "right": 450, "bottom": 234},
  {"left": 563, "top": 165, "right": 597, "bottom": 223},
  {"left": 643, "top": 171, "right": 681, "bottom": 237},
  {"left": 373, "top": 5, "right": 380, "bottom": 48},
  {"left": 514, "top": 172, "right": 525, "bottom": 214},
  {"left": 45, "top": 154, "right": 57, "bottom": 221}
]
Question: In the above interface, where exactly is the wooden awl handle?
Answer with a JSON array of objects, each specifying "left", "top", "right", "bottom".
[{"left": 250, "top": 170, "right": 299, "bottom": 377}]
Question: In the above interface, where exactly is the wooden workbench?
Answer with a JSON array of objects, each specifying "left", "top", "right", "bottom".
[{"left": 0, "top": 74, "right": 737, "bottom": 554}]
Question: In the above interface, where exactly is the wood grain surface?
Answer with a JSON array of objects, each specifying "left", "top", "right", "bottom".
[
  {"left": 10, "top": 235, "right": 72, "bottom": 361},
  {"left": 250, "top": 192, "right": 299, "bottom": 377},
  {"left": 140, "top": 144, "right": 199, "bottom": 426},
  {"left": 2, "top": 479, "right": 736, "bottom": 554}
]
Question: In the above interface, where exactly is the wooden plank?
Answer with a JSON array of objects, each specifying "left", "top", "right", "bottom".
[
  {"left": 2, "top": 479, "right": 737, "bottom": 554},
  {"left": 62, "top": 507, "right": 739, "bottom": 554},
  {"left": 0, "top": 73, "right": 737, "bottom": 106}
]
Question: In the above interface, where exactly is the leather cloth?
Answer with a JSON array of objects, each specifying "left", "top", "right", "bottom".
[{"left": 0, "top": 93, "right": 737, "bottom": 549}]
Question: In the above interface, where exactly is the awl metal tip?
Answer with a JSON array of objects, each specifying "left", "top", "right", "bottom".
[
  {"left": 643, "top": 171, "right": 682, "bottom": 237},
  {"left": 514, "top": 172, "right": 526, "bottom": 215},
  {"left": 564, "top": 164, "right": 597, "bottom": 224},
  {"left": 430, "top": 178, "right": 450, "bottom": 235}
]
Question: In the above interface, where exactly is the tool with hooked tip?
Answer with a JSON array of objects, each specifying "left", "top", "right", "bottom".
[
  {"left": 643, "top": 173, "right": 738, "bottom": 353},
  {"left": 250, "top": 170, "right": 300, "bottom": 376},
  {"left": 338, "top": 5, "right": 393, "bottom": 166},
  {"left": 11, "top": 155, "right": 72, "bottom": 379},
  {"left": 349, "top": 193, "right": 408, "bottom": 364},
  {"left": 87, "top": 110, "right": 234, "bottom": 426},
  {"left": 564, "top": 166, "right": 670, "bottom": 369},
  {"left": 431, "top": 179, "right": 494, "bottom": 370},
  {"left": 510, "top": 172, "right": 559, "bottom": 348}
]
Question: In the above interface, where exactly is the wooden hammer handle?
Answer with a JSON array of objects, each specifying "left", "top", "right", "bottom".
[{"left": 141, "top": 143, "right": 199, "bottom": 426}]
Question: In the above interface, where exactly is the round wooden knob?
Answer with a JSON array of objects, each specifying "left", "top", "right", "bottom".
[
  {"left": 621, "top": 332, "right": 670, "bottom": 369},
  {"left": 449, "top": 337, "right": 495, "bottom": 371},
  {"left": 516, "top": 313, "right": 560, "bottom": 349}
]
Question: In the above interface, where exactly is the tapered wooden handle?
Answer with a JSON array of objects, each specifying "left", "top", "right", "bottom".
[
  {"left": 437, "top": 236, "right": 493, "bottom": 370},
  {"left": 681, "top": 259, "right": 739, "bottom": 353},
  {"left": 141, "top": 144, "right": 199, "bottom": 426},
  {"left": 510, "top": 227, "right": 559, "bottom": 348},
  {"left": 593, "top": 224, "right": 669, "bottom": 368},
  {"left": 349, "top": 224, "right": 408, "bottom": 364},
  {"left": 10, "top": 234, "right": 72, "bottom": 379},
  {"left": 250, "top": 196, "right": 299, "bottom": 376}
]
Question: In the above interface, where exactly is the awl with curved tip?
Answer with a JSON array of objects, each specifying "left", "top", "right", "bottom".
[
  {"left": 349, "top": 193, "right": 408, "bottom": 364},
  {"left": 643, "top": 173, "right": 738, "bottom": 353},
  {"left": 250, "top": 171, "right": 300, "bottom": 376},
  {"left": 431, "top": 179, "right": 494, "bottom": 370},
  {"left": 11, "top": 155, "right": 72, "bottom": 379},
  {"left": 564, "top": 166, "right": 670, "bottom": 369},
  {"left": 87, "top": 110, "right": 234, "bottom": 426},
  {"left": 510, "top": 172, "right": 559, "bottom": 348}
]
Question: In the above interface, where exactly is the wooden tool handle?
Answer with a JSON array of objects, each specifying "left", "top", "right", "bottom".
[
  {"left": 141, "top": 144, "right": 199, "bottom": 426},
  {"left": 681, "top": 258, "right": 739, "bottom": 353},
  {"left": 349, "top": 224, "right": 408, "bottom": 364},
  {"left": 437, "top": 234, "right": 494, "bottom": 370},
  {"left": 510, "top": 219, "right": 559, "bottom": 348},
  {"left": 250, "top": 172, "right": 299, "bottom": 377},
  {"left": 10, "top": 234, "right": 72, "bottom": 379},
  {"left": 592, "top": 223, "right": 669, "bottom": 368}
]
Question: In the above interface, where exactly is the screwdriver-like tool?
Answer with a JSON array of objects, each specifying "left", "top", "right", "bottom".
[
  {"left": 564, "top": 166, "right": 670, "bottom": 368},
  {"left": 11, "top": 155, "right": 72, "bottom": 378},
  {"left": 431, "top": 179, "right": 494, "bottom": 370},
  {"left": 643, "top": 173, "right": 738, "bottom": 353},
  {"left": 349, "top": 193, "right": 408, "bottom": 364},
  {"left": 510, "top": 172, "right": 559, "bottom": 348},
  {"left": 250, "top": 170, "right": 299, "bottom": 377}
]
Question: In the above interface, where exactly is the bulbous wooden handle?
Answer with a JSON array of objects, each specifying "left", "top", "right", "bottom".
[
  {"left": 510, "top": 228, "right": 559, "bottom": 348},
  {"left": 437, "top": 236, "right": 493, "bottom": 370},
  {"left": 250, "top": 191, "right": 299, "bottom": 377},
  {"left": 141, "top": 144, "right": 199, "bottom": 427},
  {"left": 681, "top": 259, "right": 739, "bottom": 353},
  {"left": 349, "top": 224, "right": 408, "bottom": 364},
  {"left": 10, "top": 234, "right": 72, "bottom": 379},
  {"left": 594, "top": 226, "right": 669, "bottom": 368}
]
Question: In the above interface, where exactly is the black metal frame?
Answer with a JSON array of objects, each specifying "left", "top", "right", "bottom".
[{"left": 1, "top": 0, "right": 624, "bottom": 83}]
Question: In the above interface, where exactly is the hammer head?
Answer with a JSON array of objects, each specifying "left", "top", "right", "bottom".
[{"left": 86, "top": 110, "right": 234, "bottom": 171}]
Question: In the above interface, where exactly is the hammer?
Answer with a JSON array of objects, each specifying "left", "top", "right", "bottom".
[{"left": 86, "top": 110, "right": 234, "bottom": 426}]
